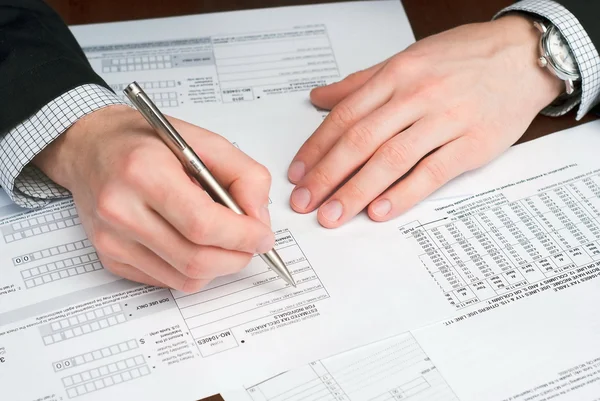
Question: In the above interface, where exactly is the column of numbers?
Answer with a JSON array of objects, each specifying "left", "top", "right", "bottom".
[
  {"left": 443, "top": 221, "right": 481, "bottom": 283},
  {"left": 403, "top": 172, "right": 600, "bottom": 309},
  {"left": 463, "top": 216, "right": 506, "bottom": 279},
  {"left": 413, "top": 229, "right": 464, "bottom": 293}
]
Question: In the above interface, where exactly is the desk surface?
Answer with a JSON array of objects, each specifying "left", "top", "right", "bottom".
[{"left": 42, "top": 1, "right": 596, "bottom": 400}]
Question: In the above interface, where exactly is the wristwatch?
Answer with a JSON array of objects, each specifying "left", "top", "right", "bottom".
[{"left": 533, "top": 20, "right": 580, "bottom": 95}]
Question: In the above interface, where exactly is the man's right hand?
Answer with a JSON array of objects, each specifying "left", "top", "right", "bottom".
[{"left": 33, "top": 105, "right": 275, "bottom": 293}]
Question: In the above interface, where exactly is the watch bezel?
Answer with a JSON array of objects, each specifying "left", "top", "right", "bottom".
[{"left": 540, "top": 25, "right": 580, "bottom": 81}]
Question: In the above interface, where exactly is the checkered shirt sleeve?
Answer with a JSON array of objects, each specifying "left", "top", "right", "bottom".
[
  {"left": 496, "top": 0, "right": 600, "bottom": 119},
  {"left": 0, "top": 84, "right": 126, "bottom": 209}
]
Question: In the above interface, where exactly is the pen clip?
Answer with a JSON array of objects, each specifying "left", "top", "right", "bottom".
[{"left": 124, "top": 82, "right": 188, "bottom": 152}]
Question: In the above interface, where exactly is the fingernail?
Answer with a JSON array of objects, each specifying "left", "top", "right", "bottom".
[
  {"left": 372, "top": 199, "right": 391, "bottom": 217},
  {"left": 291, "top": 187, "right": 311, "bottom": 210},
  {"left": 259, "top": 204, "right": 271, "bottom": 226},
  {"left": 321, "top": 200, "right": 343, "bottom": 222},
  {"left": 288, "top": 161, "right": 306, "bottom": 182},
  {"left": 257, "top": 235, "right": 275, "bottom": 254}
]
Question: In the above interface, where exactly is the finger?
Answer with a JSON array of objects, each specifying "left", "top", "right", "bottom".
[
  {"left": 133, "top": 153, "right": 274, "bottom": 254},
  {"left": 367, "top": 136, "right": 484, "bottom": 221},
  {"left": 288, "top": 67, "right": 394, "bottom": 184},
  {"left": 182, "top": 127, "right": 273, "bottom": 225},
  {"left": 315, "top": 116, "right": 464, "bottom": 227},
  {"left": 99, "top": 256, "right": 165, "bottom": 288},
  {"left": 124, "top": 206, "right": 255, "bottom": 280},
  {"left": 290, "top": 97, "right": 425, "bottom": 214},
  {"left": 95, "top": 232, "right": 213, "bottom": 292},
  {"left": 310, "top": 60, "right": 388, "bottom": 110}
]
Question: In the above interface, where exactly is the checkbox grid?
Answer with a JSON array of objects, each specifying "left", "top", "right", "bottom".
[
  {"left": 110, "top": 80, "right": 177, "bottom": 92},
  {"left": 62, "top": 354, "right": 150, "bottom": 399},
  {"left": 1, "top": 205, "right": 79, "bottom": 243},
  {"left": 110, "top": 80, "right": 179, "bottom": 107},
  {"left": 42, "top": 304, "right": 127, "bottom": 346},
  {"left": 22, "top": 251, "right": 102, "bottom": 289},
  {"left": 146, "top": 91, "right": 179, "bottom": 108},
  {"left": 53, "top": 339, "right": 139, "bottom": 372},
  {"left": 13, "top": 238, "right": 92, "bottom": 267},
  {"left": 102, "top": 55, "right": 174, "bottom": 73}
]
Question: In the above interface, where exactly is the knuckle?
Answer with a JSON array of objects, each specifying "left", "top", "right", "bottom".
[
  {"left": 159, "top": 184, "right": 177, "bottom": 211},
  {"left": 343, "top": 124, "right": 374, "bottom": 153},
  {"left": 329, "top": 103, "right": 356, "bottom": 130},
  {"left": 459, "top": 137, "right": 486, "bottom": 170},
  {"left": 311, "top": 166, "right": 335, "bottom": 188},
  {"left": 98, "top": 256, "right": 118, "bottom": 274},
  {"left": 423, "top": 157, "right": 449, "bottom": 186},
  {"left": 255, "top": 164, "right": 272, "bottom": 185},
  {"left": 387, "top": 53, "right": 421, "bottom": 78},
  {"left": 302, "top": 140, "right": 326, "bottom": 161},
  {"left": 95, "top": 187, "right": 122, "bottom": 224},
  {"left": 181, "top": 277, "right": 207, "bottom": 294},
  {"left": 93, "top": 231, "right": 119, "bottom": 260},
  {"left": 465, "top": 134, "right": 485, "bottom": 153},
  {"left": 345, "top": 71, "right": 362, "bottom": 83},
  {"left": 121, "top": 147, "right": 147, "bottom": 184},
  {"left": 441, "top": 106, "right": 464, "bottom": 124},
  {"left": 414, "top": 80, "right": 444, "bottom": 104},
  {"left": 183, "top": 212, "right": 213, "bottom": 245},
  {"left": 343, "top": 181, "right": 367, "bottom": 201},
  {"left": 378, "top": 141, "right": 412, "bottom": 171},
  {"left": 183, "top": 249, "right": 210, "bottom": 279}
]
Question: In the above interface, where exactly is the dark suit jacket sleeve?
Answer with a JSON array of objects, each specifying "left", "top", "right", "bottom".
[
  {"left": 545, "top": 0, "right": 600, "bottom": 115},
  {"left": 0, "top": 0, "right": 112, "bottom": 134},
  {"left": 510, "top": 0, "right": 600, "bottom": 116},
  {"left": 554, "top": 1, "right": 600, "bottom": 54}
]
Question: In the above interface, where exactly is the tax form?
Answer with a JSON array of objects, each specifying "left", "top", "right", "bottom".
[
  {"left": 223, "top": 121, "right": 600, "bottom": 401},
  {"left": 221, "top": 331, "right": 460, "bottom": 401},
  {"left": 403, "top": 121, "right": 600, "bottom": 401},
  {"left": 0, "top": 2, "right": 463, "bottom": 401}
]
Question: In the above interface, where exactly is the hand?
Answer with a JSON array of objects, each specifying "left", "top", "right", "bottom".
[
  {"left": 34, "top": 105, "right": 274, "bottom": 292},
  {"left": 287, "top": 15, "right": 563, "bottom": 227}
]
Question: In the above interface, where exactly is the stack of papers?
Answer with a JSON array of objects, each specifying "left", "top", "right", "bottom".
[
  {"left": 223, "top": 119, "right": 600, "bottom": 401},
  {"left": 1, "top": 1, "right": 600, "bottom": 400}
]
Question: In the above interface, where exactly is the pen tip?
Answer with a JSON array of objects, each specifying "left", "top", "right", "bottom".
[
  {"left": 278, "top": 266, "right": 296, "bottom": 288},
  {"left": 282, "top": 272, "right": 297, "bottom": 288},
  {"left": 259, "top": 249, "right": 296, "bottom": 288}
]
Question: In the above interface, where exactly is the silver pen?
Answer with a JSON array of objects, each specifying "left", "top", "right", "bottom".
[{"left": 124, "top": 81, "right": 296, "bottom": 288}]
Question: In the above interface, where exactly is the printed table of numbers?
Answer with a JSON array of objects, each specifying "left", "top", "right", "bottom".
[{"left": 400, "top": 173, "right": 600, "bottom": 309}]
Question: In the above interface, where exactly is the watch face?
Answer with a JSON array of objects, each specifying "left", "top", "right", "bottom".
[{"left": 547, "top": 26, "right": 578, "bottom": 74}]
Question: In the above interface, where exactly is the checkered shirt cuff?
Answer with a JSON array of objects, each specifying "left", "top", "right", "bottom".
[
  {"left": 0, "top": 84, "right": 126, "bottom": 209},
  {"left": 495, "top": 0, "right": 600, "bottom": 119}
]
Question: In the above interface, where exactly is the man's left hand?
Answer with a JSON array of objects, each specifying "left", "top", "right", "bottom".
[{"left": 287, "top": 15, "right": 564, "bottom": 227}]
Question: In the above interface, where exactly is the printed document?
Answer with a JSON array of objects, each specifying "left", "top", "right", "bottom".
[
  {"left": 4, "top": 1, "right": 600, "bottom": 400},
  {"left": 222, "top": 331, "right": 460, "bottom": 401},
  {"left": 223, "top": 121, "right": 600, "bottom": 401},
  {"left": 0, "top": 2, "right": 454, "bottom": 401}
]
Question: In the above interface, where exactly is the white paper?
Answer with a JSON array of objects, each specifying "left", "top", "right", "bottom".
[
  {"left": 6, "top": 1, "right": 600, "bottom": 399},
  {"left": 403, "top": 121, "right": 600, "bottom": 401},
  {"left": 0, "top": 3, "right": 463, "bottom": 401},
  {"left": 221, "top": 121, "right": 600, "bottom": 401},
  {"left": 222, "top": 331, "right": 460, "bottom": 401}
]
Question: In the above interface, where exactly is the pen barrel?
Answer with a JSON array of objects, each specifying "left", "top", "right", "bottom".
[
  {"left": 182, "top": 148, "right": 245, "bottom": 216},
  {"left": 124, "top": 82, "right": 246, "bottom": 217}
]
